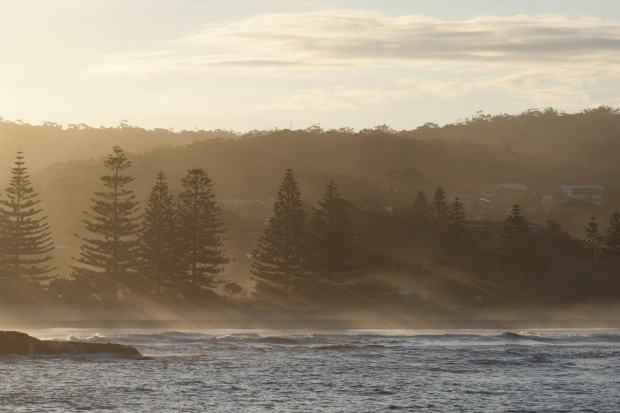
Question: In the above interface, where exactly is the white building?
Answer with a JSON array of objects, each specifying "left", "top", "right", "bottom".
[
  {"left": 498, "top": 183, "right": 529, "bottom": 191},
  {"left": 560, "top": 185, "right": 605, "bottom": 205}
]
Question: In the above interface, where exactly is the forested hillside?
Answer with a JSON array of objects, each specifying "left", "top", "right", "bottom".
[
  {"left": 0, "top": 106, "right": 619, "bottom": 310},
  {"left": 0, "top": 119, "right": 237, "bottom": 171},
  {"left": 19, "top": 106, "right": 619, "bottom": 244}
]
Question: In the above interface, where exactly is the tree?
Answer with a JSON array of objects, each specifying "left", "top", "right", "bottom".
[
  {"left": 603, "top": 209, "right": 620, "bottom": 262},
  {"left": 0, "top": 150, "right": 55, "bottom": 280},
  {"left": 500, "top": 203, "right": 531, "bottom": 268},
  {"left": 430, "top": 187, "right": 449, "bottom": 224},
  {"left": 252, "top": 169, "right": 307, "bottom": 292},
  {"left": 176, "top": 168, "right": 229, "bottom": 291},
  {"left": 412, "top": 190, "right": 430, "bottom": 217},
  {"left": 307, "top": 181, "right": 362, "bottom": 283},
  {"left": 582, "top": 216, "right": 604, "bottom": 270},
  {"left": 223, "top": 282, "right": 243, "bottom": 298},
  {"left": 72, "top": 146, "right": 141, "bottom": 301},
  {"left": 472, "top": 215, "right": 497, "bottom": 275},
  {"left": 434, "top": 197, "right": 471, "bottom": 267},
  {"left": 137, "top": 171, "right": 179, "bottom": 294}
]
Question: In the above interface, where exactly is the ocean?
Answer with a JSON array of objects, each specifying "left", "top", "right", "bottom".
[{"left": 1, "top": 328, "right": 618, "bottom": 412}]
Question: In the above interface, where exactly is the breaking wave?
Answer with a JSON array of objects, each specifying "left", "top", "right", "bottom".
[
  {"left": 6, "top": 327, "right": 619, "bottom": 412},
  {"left": 63, "top": 329, "right": 620, "bottom": 349}
]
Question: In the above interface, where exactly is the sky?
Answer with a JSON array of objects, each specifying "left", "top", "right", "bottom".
[{"left": 1, "top": 0, "right": 619, "bottom": 132}]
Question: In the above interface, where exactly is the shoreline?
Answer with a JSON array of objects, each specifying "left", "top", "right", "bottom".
[{"left": 1, "top": 318, "right": 619, "bottom": 330}]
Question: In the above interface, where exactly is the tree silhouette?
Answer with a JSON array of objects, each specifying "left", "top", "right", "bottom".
[
  {"left": 412, "top": 190, "right": 430, "bottom": 217},
  {"left": 604, "top": 209, "right": 620, "bottom": 262},
  {"left": 176, "top": 168, "right": 229, "bottom": 291},
  {"left": 138, "top": 171, "right": 180, "bottom": 294},
  {"left": 582, "top": 216, "right": 604, "bottom": 272},
  {"left": 430, "top": 187, "right": 449, "bottom": 224},
  {"left": 72, "top": 146, "right": 141, "bottom": 301},
  {"left": 435, "top": 197, "right": 471, "bottom": 267},
  {"left": 307, "top": 181, "right": 362, "bottom": 283},
  {"left": 252, "top": 169, "right": 307, "bottom": 292},
  {"left": 500, "top": 203, "right": 531, "bottom": 268},
  {"left": 0, "top": 150, "right": 55, "bottom": 280}
]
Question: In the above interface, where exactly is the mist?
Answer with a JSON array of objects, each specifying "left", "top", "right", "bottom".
[
  {"left": 0, "top": 108, "right": 616, "bottom": 327},
  {"left": 2, "top": 3, "right": 620, "bottom": 412}
]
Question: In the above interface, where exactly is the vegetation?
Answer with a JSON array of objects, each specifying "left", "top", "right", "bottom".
[
  {"left": 0, "top": 151, "right": 55, "bottom": 280},
  {"left": 412, "top": 190, "right": 430, "bottom": 217},
  {"left": 604, "top": 209, "right": 620, "bottom": 262},
  {"left": 176, "top": 168, "right": 229, "bottom": 293},
  {"left": 430, "top": 187, "right": 449, "bottom": 225},
  {"left": 500, "top": 204, "right": 532, "bottom": 269},
  {"left": 435, "top": 198, "right": 470, "bottom": 268},
  {"left": 251, "top": 169, "right": 307, "bottom": 297},
  {"left": 582, "top": 217, "right": 604, "bottom": 267},
  {"left": 138, "top": 171, "right": 179, "bottom": 294},
  {"left": 71, "top": 146, "right": 142, "bottom": 301},
  {"left": 0, "top": 106, "right": 619, "bottom": 310},
  {"left": 307, "top": 181, "right": 363, "bottom": 283}
]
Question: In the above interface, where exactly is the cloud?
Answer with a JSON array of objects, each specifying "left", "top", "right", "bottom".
[
  {"left": 177, "top": 11, "right": 620, "bottom": 67},
  {"left": 89, "top": 11, "right": 620, "bottom": 76},
  {"left": 85, "top": 10, "right": 619, "bottom": 112}
]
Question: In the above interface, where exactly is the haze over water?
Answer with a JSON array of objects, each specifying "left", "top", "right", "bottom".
[
  {"left": 1, "top": 328, "right": 618, "bottom": 412},
  {"left": 1, "top": 1, "right": 620, "bottom": 412}
]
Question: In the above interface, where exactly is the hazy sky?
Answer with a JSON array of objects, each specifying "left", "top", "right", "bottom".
[{"left": 1, "top": 0, "right": 619, "bottom": 131}]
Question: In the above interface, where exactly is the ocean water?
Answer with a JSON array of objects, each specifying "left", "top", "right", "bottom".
[{"left": 0, "top": 328, "right": 618, "bottom": 412}]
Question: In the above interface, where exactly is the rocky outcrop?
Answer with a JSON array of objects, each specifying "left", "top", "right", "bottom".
[{"left": 0, "top": 331, "right": 140, "bottom": 356}]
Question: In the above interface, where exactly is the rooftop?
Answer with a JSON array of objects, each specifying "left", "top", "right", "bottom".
[
  {"left": 498, "top": 183, "right": 529, "bottom": 190},
  {"left": 560, "top": 185, "right": 605, "bottom": 190}
]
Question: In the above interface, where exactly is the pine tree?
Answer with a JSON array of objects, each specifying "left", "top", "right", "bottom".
[
  {"left": 252, "top": 169, "right": 307, "bottom": 292},
  {"left": 435, "top": 197, "right": 471, "bottom": 267},
  {"left": 138, "top": 171, "right": 179, "bottom": 294},
  {"left": 176, "top": 168, "right": 229, "bottom": 290},
  {"left": 71, "top": 146, "right": 141, "bottom": 300},
  {"left": 603, "top": 209, "right": 620, "bottom": 262},
  {"left": 582, "top": 216, "right": 604, "bottom": 269},
  {"left": 412, "top": 190, "right": 430, "bottom": 217},
  {"left": 500, "top": 203, "right": 531, "bottom": 268},
  {"left": 307, "top": 181, "right": 362, "bottom": 283},
  {"left": 0, "top": 150, "right": 55, "bottom": 279},
  {"left": 430, "top": 187, "right": 449, "bottom": 224}
]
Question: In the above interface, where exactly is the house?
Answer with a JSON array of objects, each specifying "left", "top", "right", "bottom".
[
  {"left": 498, "top": 183, "right": 529, "bottom": 191},
  {"left": 493, "top": 183, "right": 530, "bottom": 205},
  {"left": 494, "top": 203, "right": 551, "bottom": 218},
  {"left": 560, "top": 185, "right": 605, "bottom": 205},
  {"left": 541, "top": 195, "right": 554, "bottom": 206}
]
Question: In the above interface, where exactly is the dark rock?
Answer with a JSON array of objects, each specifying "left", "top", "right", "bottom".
[{"left": 0, "top": 331, "right": 141, "bottom": 356}]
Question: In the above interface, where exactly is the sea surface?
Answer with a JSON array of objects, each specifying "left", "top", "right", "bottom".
[{"left": 0, "top": 328, "right": 618, "bottom": 412}]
